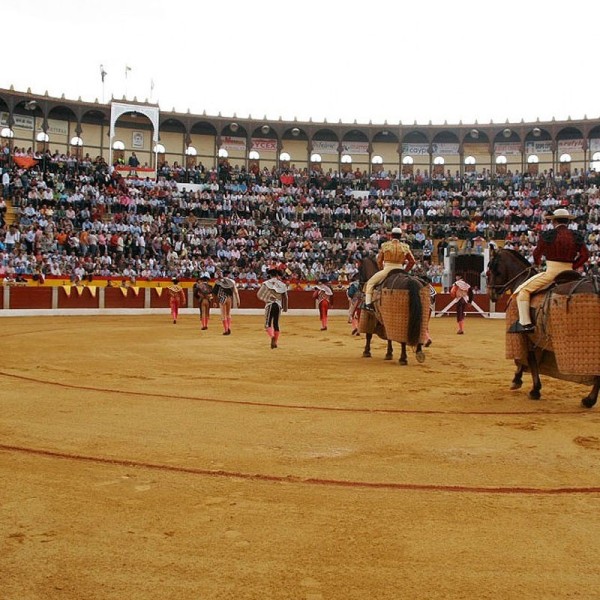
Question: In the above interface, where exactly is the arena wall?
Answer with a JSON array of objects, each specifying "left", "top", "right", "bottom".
[{"left": 0, "top": 284, "right": 506, "bottom": 314}]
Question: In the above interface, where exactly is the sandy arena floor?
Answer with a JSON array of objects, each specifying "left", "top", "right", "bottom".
[{"left": 1, "top": 313, "right": 600, "bottom": 600}]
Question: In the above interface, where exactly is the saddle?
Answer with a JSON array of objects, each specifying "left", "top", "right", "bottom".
[
  {"left": 531, "top": 270, "right": 582, "bottom": 298},
  {"left": 526, "top": 270, "right": 582, "bottom": 326},
  {"left": 370, "top": 268, "right": 409, "bottom": 312},
  {"left": 375, "top": 268, "right": 409, "bottom": 291}
]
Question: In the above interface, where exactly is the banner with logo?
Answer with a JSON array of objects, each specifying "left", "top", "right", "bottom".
[
  {"left": 401, "top": 143, "right": 428, "bottom": 156},
  {"left": 525, "top": 141, "right": 552, "bottom": 154},
  {"left": 0, "top": 111, "right": 33, "bottom": 130},
  {"left": 557, "top": 139, "right": 584, "bottom": 153},
  {"left": 251, "top": 138, "right": 277, "bottom": 152},
  {"left": 494, "top": 142, "right": 521, "bottom": 156},
  {"left": 462, "top": 143, "right": 489, "bottom": 156},
  {"left": 341, "top": 141, "right": 369, "bottom": 155},
  {"left": 431, "top": 142, "right": 459, "bottom": 155},
  {"left": 221, "top": 136, "right": 247, "bottom": 151},
  {"left": 46, "top": 118, "right": 68, "bottom": 136},
  {"left": 312, "top": 140, "right": 338, "bottom": 154}
]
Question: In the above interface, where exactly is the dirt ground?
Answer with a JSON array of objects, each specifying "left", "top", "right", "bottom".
[{"left": 2, "top": 312, "right": 600, "bottom": 600}]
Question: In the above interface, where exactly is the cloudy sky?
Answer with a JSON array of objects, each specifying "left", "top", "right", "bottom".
[{"left": 3, "top": 0, "right": 598, "bottom": 126}]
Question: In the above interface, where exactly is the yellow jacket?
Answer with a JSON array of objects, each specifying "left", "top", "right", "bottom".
[{"left": 377, "top": 239, "right": 411, "bottom": 269}]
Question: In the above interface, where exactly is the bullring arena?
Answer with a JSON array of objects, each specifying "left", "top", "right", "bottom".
[
  {"left": 2, "top": 83, "right": 600, "bottom": 600},
  {"left": 2, "top": 309, "right": 600, "bottom": 600}
]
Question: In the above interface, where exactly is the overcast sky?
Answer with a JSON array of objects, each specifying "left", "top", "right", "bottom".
[{"left": 4, "top": 0, "right": 598, "bottom": 126}]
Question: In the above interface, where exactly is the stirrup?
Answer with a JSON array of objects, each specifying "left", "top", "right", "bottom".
[
  {"left": 507, "top": 321, "right": 535, "bottom": 334},
  {"left": 362, "top": 303, "right": 375, "bottom": 312}
]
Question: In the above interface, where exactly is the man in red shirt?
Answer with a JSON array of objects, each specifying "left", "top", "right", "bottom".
[{"left": 509, "top": 208, "right": 589, "bottom": 333}]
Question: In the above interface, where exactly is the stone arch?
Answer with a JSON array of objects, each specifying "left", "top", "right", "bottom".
[{"left": 109, "top": 101, "right": 159, "bottom": 167}]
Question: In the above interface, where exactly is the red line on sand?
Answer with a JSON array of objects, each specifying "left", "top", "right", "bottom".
[
  {"left": 0, "top": 371, "right": 586, "bottom": 416},
  {"left": 2, "top": 444, "right": 600, "bottom": 495}
]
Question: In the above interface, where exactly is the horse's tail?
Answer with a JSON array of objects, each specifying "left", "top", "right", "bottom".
[{"left": 407, "top": 277, "right": 423, "bottom": 346}]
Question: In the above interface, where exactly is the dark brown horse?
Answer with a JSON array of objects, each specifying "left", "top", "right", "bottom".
[
  {"left": 487, "top": 247, "right": 600, "bottom": 408},
  {"left": 357, "top": 256, "right": 426, "bottom": 365}
]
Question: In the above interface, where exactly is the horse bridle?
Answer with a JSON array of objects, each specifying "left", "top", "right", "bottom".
[{"left": 487, "top": 264, "right": 537, "bottom": 297}]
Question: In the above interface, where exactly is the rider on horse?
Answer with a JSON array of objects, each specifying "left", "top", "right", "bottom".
[
  {"left": 363, "top": 227, "right": 416, "bottom": 312},
  {"left": 508, "top": 207, "right": 589, "bottom": 333}
]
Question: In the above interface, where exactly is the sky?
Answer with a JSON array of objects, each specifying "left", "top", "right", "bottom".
[{"left": 3, "top": 0, "right": 599, "bottom": 127}]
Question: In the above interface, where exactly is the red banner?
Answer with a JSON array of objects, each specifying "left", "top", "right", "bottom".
[{"left": 13, "top": 156, "right": 38, "bottom": 169}]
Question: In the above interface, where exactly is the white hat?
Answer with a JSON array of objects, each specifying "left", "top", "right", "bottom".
[
  {"left": 391, "top": 227, "right": 403, "bottom": 234},
  {"left": 547, "top": 208, "right": 575, "bottom": 220}
]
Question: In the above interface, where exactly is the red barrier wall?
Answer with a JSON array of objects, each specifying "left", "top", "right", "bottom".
[
  {"left": 149, "top": 289, "right": 171, "bottom": 309},
  {"left": 105, "top": 288, "right": 145, "bottom": 309},
  {"left": 59, "top": 287, "right": 100, "bottom": 309},
  {"left": 0, "top": 287, "right": 507, "bottom": 314},
  {"left": 10, "top": 286, "right": 52, "bottom": 309}
]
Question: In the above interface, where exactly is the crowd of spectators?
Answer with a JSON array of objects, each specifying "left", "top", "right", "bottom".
[{"left": 1, "top": 143, "right": 600, "bottom": 288}]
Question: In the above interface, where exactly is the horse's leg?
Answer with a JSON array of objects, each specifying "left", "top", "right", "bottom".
[
  {"left": 510, "top": 361, "right": 525, "bottom": 390},
  {"left": 415, "top": 343, "right": 425, "bottom": 363},
  {"left": 384, "top": 340, "right": 393, "bottom": 360},
  {"left": 582, "top": 376, "right": 600, "bottom": 409},
  {"left": 399, "top": 342, "right": 408, "bottom": 366},
  {"left": 527, "top": 351, "right": 542, "bottom": 400},
  {"left": 362, "top": 333, "right": 372, "bottom": 358}
]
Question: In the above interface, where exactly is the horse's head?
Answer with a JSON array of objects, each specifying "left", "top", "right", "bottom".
[
  {"left": 487, "top": 248, "right": 534, "bottom": 301},
  {"left": 357, "top": 255, "right": 378, "bottom": 285},
  {"left": 486, "top": 249, "right": 505, "bottom": 302}
]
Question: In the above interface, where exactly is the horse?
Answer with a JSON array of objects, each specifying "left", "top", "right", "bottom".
[
  {"left": 357, "top": 256, "right": 427, "bottom": 365},
  {"left": 486, "top": 247, "right": 600, "bottom": 408}
]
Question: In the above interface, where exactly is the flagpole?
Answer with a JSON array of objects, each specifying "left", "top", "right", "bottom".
[
  {"left": 125, "top": 65, "right": 131, "bottom": 99},
  {"left": 100, "top": 64, "right": 107, "bottom": 103}
]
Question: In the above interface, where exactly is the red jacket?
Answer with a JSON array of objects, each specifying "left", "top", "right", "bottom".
[{"left": 533, "top": 225, "right": 588, "bottom": 269}]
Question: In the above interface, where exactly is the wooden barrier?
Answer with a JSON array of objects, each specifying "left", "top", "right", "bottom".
[{"left": 0, "top": 285, "right": 507, "bottom": 314}]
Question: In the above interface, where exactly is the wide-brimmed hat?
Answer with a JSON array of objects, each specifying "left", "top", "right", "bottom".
[{"left": 546, "top": 208, "right": 575, "bottom": 220}]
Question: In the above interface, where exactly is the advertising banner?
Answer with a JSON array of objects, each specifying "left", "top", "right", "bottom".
[
  {"left": 312, "top": 140, "right": 338, "bottom": 154},
  {"left": 494, "top": 142, "right": 521, "bottom": 156},
  {"left": 401, "top": 143, "right": 428, "bottom": 156},
  {"left": 251, "top": 138, "right": 277, "bottom": 152},
  {"left": 341, "top": 141, "right": 369, "bottom": 155},
  {"left": 431, "top": 142, "right": 459, "bottom": 155},
  {"left": 222, "top": 136, "right": 247, "bottom": 151},
  {"left": 525, "top": 141, "right": 552, "bottom": 154}
]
